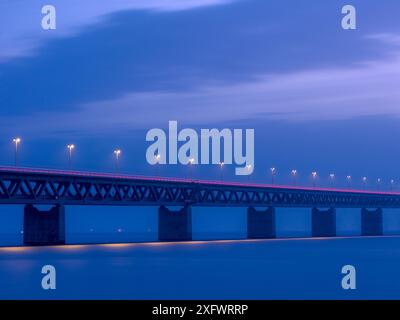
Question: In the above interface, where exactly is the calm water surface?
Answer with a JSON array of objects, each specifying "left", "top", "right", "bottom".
[{"left": 0, "top": 237, "right": 399, "bottom": 299}]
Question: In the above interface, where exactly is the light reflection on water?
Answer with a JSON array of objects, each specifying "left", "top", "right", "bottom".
[{"left": 1, "top": 237, "right": 400, "bottom": 299}]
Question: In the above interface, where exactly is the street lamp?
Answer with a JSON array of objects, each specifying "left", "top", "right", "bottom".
[
  {"left": 155, "top": 154, "right": 161, "bottom": 176},
  {"left": 246, "top": 165, "right": 252, "bottom": 181},
  {"left": 391, "top": 179, "right": 395, "bottom": 191},
  {"left": 362, "top": 176, "right": 367, "bottom": 190},
  {"left": 67, "top": 144, "right": 75, "bottom": 169},
  {"left": 346, "top": 175, "right": 352, "bottom": 188},
  {"left": 270, "top": 167, "right": 276, "bottom": 184},
  {"left": 219, "top": 162, "right": 225, "bottom": 181},
  {"left": 311, "top": 171, "right": 318, "bottom": 188},
  {"left": 189, "top": 158, "right": 195, "bottom": 179},
  {"left": 329, "top": 173, "right": 335, "bottom": 187},
  {"left": 377, "top": 178, "right": 382, "bottom": 191},
  {"left": 12, "top": 137, "right": 21, "bottom": 167},
  {"left": 291, "top": 169, "right": 298, "bottom": 186},
  {"left": 114, "top": 149, "right": 121, "bottom": 173}
]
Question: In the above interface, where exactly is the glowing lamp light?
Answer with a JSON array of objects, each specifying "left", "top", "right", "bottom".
[
  {"left": 312, "top": 171, "right": 318, "bottom": 178},
  {"left": 12, "top": 137, "right": 21, "bottom": 166}
]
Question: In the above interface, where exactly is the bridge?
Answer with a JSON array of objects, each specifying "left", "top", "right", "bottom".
[{"left": 0, "top": 167, "right": 398, "bottom": 245}]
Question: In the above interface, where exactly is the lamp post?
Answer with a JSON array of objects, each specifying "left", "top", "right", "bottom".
[
  {"left": 270, "top": 167, "right": 276, "bottom": 185},
  {"left": 329, "top": 173, "right": 335, "bottom": 187},
  {"left": 362, "top": 176, "right": 367, "bottom": 190},
  {"left": 377, "top": 178, "right": 382, "bottom": 191},
  {"left": 291, "top": 169, "right": 298, "bottom": 186},
  {"left": 189, "top": 158, "right": 195, "bottom": 179},
  {"left": 155, "top": 154, "right": 161, "bottom": 176},
  {"left": 219, "top": 162, "right": 225, "bottom": 181},
  {"left": 114, "top": 149, "right": 121, "bottom": 173},
  {"left": 246, "top": 165, "right": 252, "bottom": 181},
  {"left": 391, "top": 179, "right": 395, "bottom": 191},
  {"left": 311, "top": 171, "right": 318, "bottom": 188},
  {"left": 346, "top": 175, "right": 352, "bottom": 188},
  {"left": 67, "top": 144, "right": 75, "bottom": 169},
  {"left": 12, "top": 137, "right": 21, "bottom": 167}
]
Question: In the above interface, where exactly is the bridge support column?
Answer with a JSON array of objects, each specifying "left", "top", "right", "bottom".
[
  {"left": 23, "top": 204, "right": 65, "bottom": 246},
  {"left": 312, "top": 207, "right": 336, "bottom": 237},
  {"left": 361, "top": 208, "right": 383, "bottom": 236},
  {"left": 247, "top": 207, "right": 276, "bottom": 239},
  {"left": 158, "top": 205, "right": 192, "bottom": 241}
]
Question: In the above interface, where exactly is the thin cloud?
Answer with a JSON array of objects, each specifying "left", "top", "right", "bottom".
[
  {"left": 364, "top": 33, "right": 400, "bottom": 46},
  {"left": 4, "top": 37, "right": 400, "bottom": 136},
  {"left": 0, "top": 0, "right": 236, "bottom": 62}
]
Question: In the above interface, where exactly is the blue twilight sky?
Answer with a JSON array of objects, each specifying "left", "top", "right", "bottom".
[{"left": 1, "top": 0, "right": 400, "bottom": 187}]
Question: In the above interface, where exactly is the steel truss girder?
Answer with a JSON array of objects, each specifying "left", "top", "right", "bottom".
[{"left": 0, "top": 172, "right": 400, "bottom": 208}]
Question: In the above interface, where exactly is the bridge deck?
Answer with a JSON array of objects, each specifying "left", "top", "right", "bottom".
[{"left": 0, "top": 166, "right": 399, "bottom": 208}]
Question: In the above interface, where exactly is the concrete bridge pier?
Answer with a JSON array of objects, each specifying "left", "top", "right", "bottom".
[
  {"left": 312, "top": 207, "right": 336, "bottom": 237},
  {"left": 247, "top": 206, "right": 276, "bottom": 239},
  {"left": 158, "top": 205, "right": 192, "bottom": 241},
  {"left": 23, "top": 204, "right": 65, "bottom": 246},
  {"left": 361, "top": 208, "right": 383, "bottom": 236}
]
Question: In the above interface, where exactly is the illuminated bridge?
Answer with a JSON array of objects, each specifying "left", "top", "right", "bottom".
[{"left": 0, "top": 167, "right": 398, "bottom": 245}]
